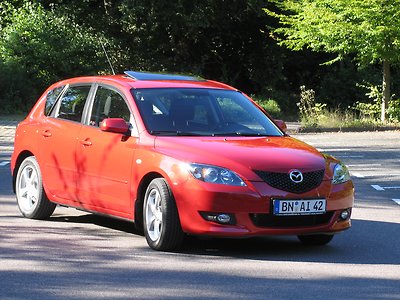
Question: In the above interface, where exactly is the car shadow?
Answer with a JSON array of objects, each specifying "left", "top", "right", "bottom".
[
  {"left": 47, "top": 211, "right": 400, "bottom": 266},
  {"left": 49, "top": 213, "right": 141, "bottom": 235}
]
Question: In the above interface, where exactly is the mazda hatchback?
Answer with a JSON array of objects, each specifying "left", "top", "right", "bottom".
[{"left": 11, "top": 71, "right": 354, "bottom": 251}]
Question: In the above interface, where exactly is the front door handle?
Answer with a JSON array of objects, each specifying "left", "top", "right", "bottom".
[
  {"left": 41, "top": 130, "right": 52, "bottom": 137},
  {"left": 80, "top": 138, "right": 92, "bottom": 147}
]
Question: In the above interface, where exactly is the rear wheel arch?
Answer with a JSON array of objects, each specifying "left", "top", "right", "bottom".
[
  {"left": 13, "top": 151, "right": 35, "bottom": 193},
  {"left": 15, "top": 155, "right": 56, "bottom": 219}
]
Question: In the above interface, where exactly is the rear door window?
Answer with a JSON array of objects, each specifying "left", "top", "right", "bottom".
[{"left": 56, "top": 85, "right": 91, "bottom": 122}]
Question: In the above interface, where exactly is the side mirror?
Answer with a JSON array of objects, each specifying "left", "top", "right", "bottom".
[
  {"left": 100, "top": 118, "right": 130, "bottom": 134},
  {"left": 274, "top": 119, "right": 287, "bottom": 132}
]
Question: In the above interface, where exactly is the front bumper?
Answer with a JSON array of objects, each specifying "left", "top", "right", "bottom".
[{"left": 171, "top": 177, "right": 354, "bottom": 237}]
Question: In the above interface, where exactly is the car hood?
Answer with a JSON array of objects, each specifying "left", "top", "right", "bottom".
[{"left": 154, "top": 136, "right": 327, "bottom": 181}]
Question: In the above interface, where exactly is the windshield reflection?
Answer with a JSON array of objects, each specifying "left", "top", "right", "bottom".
[{"left": 132, "top": 88, "right": 283, "bottom": 137}]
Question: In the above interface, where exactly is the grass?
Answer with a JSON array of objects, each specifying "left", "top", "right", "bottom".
[{"left": 298, "top": 109, "right": 400, "bottom": 132}]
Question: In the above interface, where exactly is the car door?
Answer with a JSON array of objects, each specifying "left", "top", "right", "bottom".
[
  {"left": 75, "top": 84, "right": 137, "bottom": 217},
  {"left": 40, "top": 84, "right": 92, "bottom": 203}
]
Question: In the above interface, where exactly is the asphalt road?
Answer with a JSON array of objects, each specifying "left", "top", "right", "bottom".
[{"left": 0, "top": 126, "right": 399, "bottom": 300}]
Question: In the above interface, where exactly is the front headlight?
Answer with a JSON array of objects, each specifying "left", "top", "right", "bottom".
[
  {"left": 188, "top": 163, "right": 246, "bottom": 186},
  {"left": 332, "top": 162, "right": 351, "bottom": 184}
]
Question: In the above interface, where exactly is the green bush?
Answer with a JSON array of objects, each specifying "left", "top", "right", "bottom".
[
  {"left": 353, "top": 100, "right": 380, "bottom": 119},
  {"left": 0, "top": 2, "right": 118, "bottom": 113},
  {"left": 0, "top": 60, "right": 38, "bottom": 113},
  {"left": 252, "top": 96, "right": 282, "bottom": 119},
  {"left": 388, "top": 99, "right": 400, "bottom": 122},
  {"left": 352, "top": 84, "right": 400, "bottom": 122},
  {"left": 352, "top": 84, "right": 381, "bottom": 119},
  {"left": 294, "top": 85, "right": 390, "bottom": 130},
  {"left": 296, "top": 86, "right": 327, "bottom": 126}
]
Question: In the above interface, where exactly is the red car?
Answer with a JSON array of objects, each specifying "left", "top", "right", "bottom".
[{"left": 11, "top": 71, "right": 354, "bottom": 251}]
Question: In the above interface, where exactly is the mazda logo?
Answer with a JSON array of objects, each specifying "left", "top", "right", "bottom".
[{"left": 289, "top": 170, "right": 303, "bottom": 183}]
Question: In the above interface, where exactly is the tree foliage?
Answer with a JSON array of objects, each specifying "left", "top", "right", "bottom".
[
  {"left": 266, "top": 0, "right": 400, "bottom": 121},
  {"left": 1, "top": 0, "right": 399, "bottom": 119},
  {"left": 268, "top": 0, "right": 400, "bottom": 62},
  {"left": 0, "top": 1, "right": 120, "bottom": 111}
]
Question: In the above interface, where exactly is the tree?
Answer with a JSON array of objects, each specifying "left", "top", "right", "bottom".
[
  {"left": 266, "top": 0, "right": 400, "bottom": 121},
  {"left": 0, "top": 2, "right": 119, "bottom": 111},
  {"left": 117, "top": 0, "right": 281, "bottom": 93}
]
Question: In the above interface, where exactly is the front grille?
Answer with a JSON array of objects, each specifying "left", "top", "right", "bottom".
[
  {"left": 250, "top": 212, "right": 334, "bottom": 228},
  {"left": 254, "top": 169, "right": 325, "bottom": 194}
]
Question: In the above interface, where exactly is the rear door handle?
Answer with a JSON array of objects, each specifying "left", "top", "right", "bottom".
[
  {"left": 41, "top": 130, "right": 52, "bottom": 137},
  {"left": 80, "top": 139, "right": 92, "bottom": 146}
]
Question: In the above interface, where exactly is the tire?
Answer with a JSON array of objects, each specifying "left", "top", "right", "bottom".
[
  {"left": 143, "top": 178, "right": 184, "bottom": 251},
  {"left": 15, "top": 156, "right": 56, "bottom": 219},
  {"left": 297, "top": 234, "right": 334, "bottom": 246}
]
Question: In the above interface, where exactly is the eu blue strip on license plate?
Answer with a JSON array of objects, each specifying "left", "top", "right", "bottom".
[{"left": 273, "top": 199, "right": 326, "bottom": 215}]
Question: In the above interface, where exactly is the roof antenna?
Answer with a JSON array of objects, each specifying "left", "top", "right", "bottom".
[{"left": 101, "top": 41, "right": 115, "bottom": 75}]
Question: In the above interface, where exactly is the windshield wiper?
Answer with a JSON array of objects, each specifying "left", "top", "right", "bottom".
[
  {"left": 150, "top": 130, "right": 272, "bottom": 137},
  {"left": 149, "top": 130, "right": 207, "bottom": 136},
  {"left": 212, "top": 132, "right": 268, "bottom": 137}
]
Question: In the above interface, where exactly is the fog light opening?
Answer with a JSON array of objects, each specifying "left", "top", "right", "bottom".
[
  {"left": 339, "top": 209, "right": 350, "bottom": 221},
  {"left": 200, "top": 212, "right": 236, "bottom": 225},
  {"left": 216, "top": 214, "right": 231, "bottom": 224},
  {"left": 204, "top": 214, "right": 217, "bottom": 222}
]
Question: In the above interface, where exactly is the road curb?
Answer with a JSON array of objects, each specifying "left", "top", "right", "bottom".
[{"left": 296, "top": 126, "right": 400, "bottom": 134}]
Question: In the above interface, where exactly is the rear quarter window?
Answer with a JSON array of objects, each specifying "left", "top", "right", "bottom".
[{"left": 44, "top": 86, "right": 65, "bottom": 116}]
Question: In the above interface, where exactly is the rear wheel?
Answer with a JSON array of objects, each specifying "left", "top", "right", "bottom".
[
  {"left": 15, "top": 156, "right": 56, "bottom": 219},
  {"left": 143, "top": 178, "right": 184, "bottom": 251},
  {"left": 297, "top": 234, "right": 334, "bottom": 245}
]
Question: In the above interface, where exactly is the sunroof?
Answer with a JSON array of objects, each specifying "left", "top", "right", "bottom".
[
  {"left": 124, "top": 71, "right": 203, "bottom": 81},
  {"left": 124, "top": 71, "right": 202, "bottom": 81}
]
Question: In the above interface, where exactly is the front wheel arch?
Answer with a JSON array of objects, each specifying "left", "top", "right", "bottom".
[
  {"left": 143, "top": 178, "right": 184, "bottom": 251},
  {"left": 134, "top": 172, "right": 165, "bottom": 235}
]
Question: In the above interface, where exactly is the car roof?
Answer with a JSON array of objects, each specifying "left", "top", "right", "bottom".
[
  {"left": 52, "top": 71, "right": 237, "bottom": 91},
  {"left": 124, "top": 71, "right": 202, "bottom": 81}
]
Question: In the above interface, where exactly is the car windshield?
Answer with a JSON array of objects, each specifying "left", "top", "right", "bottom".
[{"left": 132, "top": 88, "right": 283, "bottom": 137}]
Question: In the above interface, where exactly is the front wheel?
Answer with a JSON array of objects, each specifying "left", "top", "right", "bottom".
[
  {"left": 297, "top": 234, "right": 334, "bottom": 246},
  {"left": 15, "top": 156, "right": 56, "bottom": 219},
  {"left": 143, "top": 178, "right": 184, "bottom": 251}
]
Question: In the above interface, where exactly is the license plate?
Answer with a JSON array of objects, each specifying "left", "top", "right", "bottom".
[{"left": 273, "top": 199, "right": 326, "bottom": 216}]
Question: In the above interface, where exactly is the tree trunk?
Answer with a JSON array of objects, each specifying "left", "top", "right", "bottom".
[{"left": 381, "top": 60, "right": 391, "bottom": 122}]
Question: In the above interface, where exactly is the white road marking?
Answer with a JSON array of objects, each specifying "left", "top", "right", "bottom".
[
  {"left": 349, "top": 167, "right": 382, "bottom": 171},
  {"left": 323, "top": 148, "right": 352, "bottom": 152},
  {"left": 361, "top": 172, "right": 400, "bottom": 177},
  {"left": 393, "top": 199, "right": 400, "bottom": 205},
  {"left": 335, "top": 155, "right": 365, "bottom": 158},
  {"left": 371, "top": 185, "right": 385, "bottom": 191},
  {"left": 371, "top": 185, "right": 400, "bottom": 191},
  {"left": 351, "top": 172, "right": 365, "bottom": 178},
  {"left": 0, "top": 161, "right": 10, "bottom": 167},
  {"left": 347, "top": 164, "right": 382, "bottom": 167}
]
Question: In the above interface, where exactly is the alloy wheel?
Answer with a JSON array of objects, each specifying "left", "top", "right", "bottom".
[
  {"left": 145, "top": 188, "right": 163, "bottom": 242},
  {"left": 17, "top": 164, "right": 40, "bottom": 214}
]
